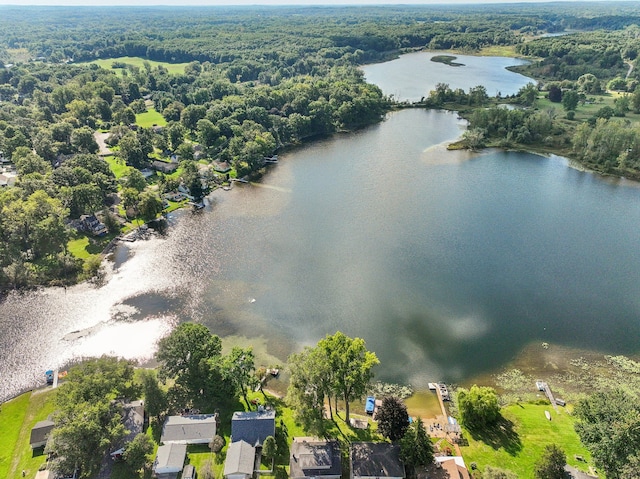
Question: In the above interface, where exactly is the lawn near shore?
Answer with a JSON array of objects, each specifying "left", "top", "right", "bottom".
[
  {"left": 460, "top": 402, "right": 592, "bottom": 478},
  {"left": 0, "top": 389, "right": 57, "bottom": 479},
  {"left": 83, "top": 56, "right": 190, "bottom": 75}
]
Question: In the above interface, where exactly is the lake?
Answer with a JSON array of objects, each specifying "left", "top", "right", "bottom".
[
  {"left": 1, "top": 55, "right": 640, "bottom": 403},
  {"left": 361, "top": 51, "right": 531, "bottom": 101}
]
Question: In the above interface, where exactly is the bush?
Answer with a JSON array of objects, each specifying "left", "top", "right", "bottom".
[{"left": 209, "top": 434, "right": 225, "bottom": 453}]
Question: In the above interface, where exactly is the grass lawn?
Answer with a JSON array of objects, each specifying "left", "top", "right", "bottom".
[
  {"left": 0, "top": 389, "right": 58, "bottom": 479},
  {"left": 83, "top": 56, "right": 190, "bottom": 75},
  {"left": 460, "top": 402, "right": 592, "bottom": 477},
  {"left": 105, "top": 155, "right": 130, "bottom": 179},
  {"left": 136, "top": 108, "right": 167, "bottom": 128}
]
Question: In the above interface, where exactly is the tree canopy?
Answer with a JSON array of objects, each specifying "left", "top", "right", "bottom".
[
  {"left": 375, "top": 396, "right": 410, "bottom": 442},
  {"left": 457, "top": 385, "right": 501, "bottom": 429}
]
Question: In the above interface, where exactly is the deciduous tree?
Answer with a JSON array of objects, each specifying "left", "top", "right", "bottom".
[
  {"left": 376, "top": 396, "right": 410, "bottom": 442},
  {"left": 457, "top": 385, "right": 500, "bottom": 429}
]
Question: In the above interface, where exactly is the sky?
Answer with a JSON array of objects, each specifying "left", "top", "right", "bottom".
[{"left": 0, "top": 0, "right": 630, "bottom": 5}]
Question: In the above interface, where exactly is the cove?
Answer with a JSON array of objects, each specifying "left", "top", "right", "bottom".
[{"left": 2, "top": 108, "right": 640, "bottom": 402}]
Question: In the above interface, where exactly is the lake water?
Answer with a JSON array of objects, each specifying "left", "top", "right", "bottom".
[
  {"left": 361, "top": 51, "right": 531, "bottom": 101},
  {"left": 2, "top": 56, "right": 640, "bottom": 403}
]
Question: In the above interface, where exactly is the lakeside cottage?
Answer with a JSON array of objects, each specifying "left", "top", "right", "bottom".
[
  {"left": 224, "top": 440, "right": 257, "bottom": 479},
  {"left": 29, "top": 420, "right": 54, "bottom": 449},
  {"left": 110, "top": 400, "right": 145, "bottom": 460},
  {"left": 153, "top": 443, "right": 187, "bottom": 476},
  {"left": 231, "top": 409, "right": 275, "bottom": 447},
  {"left": 350, "top": 443, "right": 405, "bottom": 479},
  {"left": 290, "top": 438, "right": 342, "bottom": 479}
]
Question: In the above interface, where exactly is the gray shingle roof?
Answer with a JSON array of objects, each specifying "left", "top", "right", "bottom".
[
  {"left": 290, "top": 438, "right": 342, "bottom": 479},
  {"left": 161, "top": 414, "right": 217, "bottom": 444},
  {"left": 224, "top": 440, "right": 256, "bottom": 477},
  {"left": 154, "top": 443, "right": 187, "bottom": 471},
  {"left": 30, "top": 420, "right": 54, "bottom": 447},
  {"left": 350, "top": 443, "right": 405, "bottom": 479},
  {"left": 231, "top": 410, "right": 275, "bottom": 447}
]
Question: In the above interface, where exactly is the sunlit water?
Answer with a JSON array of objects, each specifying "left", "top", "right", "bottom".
[
  {"left": 2, "top": 54, "right": 640, "bottom": 402},
  {"left": 361, "top": 51, "right": 531, "bottom": 101}
]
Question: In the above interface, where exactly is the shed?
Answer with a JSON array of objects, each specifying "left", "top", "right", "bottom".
[
  {"left": 30, "top": 420, "right": 54, "bottom": 449},
  {"left": 153, "top": 443, "right": 187, "bottom": 475},
  {"left": 224, "top": 440, "right": 256, "bottom": 479},
  {"left": 182, "top": 464, "right": 196, "bottom": 479}
]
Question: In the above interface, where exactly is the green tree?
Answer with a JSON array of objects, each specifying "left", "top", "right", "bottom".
[
  {"left": 123, "top": 433, "right": 154, "bottom": 473},
  {"left": 262, "top": 435, "right": 277, "bottom": 461},
  {"left": 534, "top": 444, "right": 566, "bottom": 479},
  {"left": 400, "top": 417, "right": 434, "bottom": 468},
  {"left": 561, "top": 90, "right": 579, "bottom": 111},
  {"left": 156, "top": 323, "right": 223, "bottom": 404},
  {"left": 574, "top": 389, "right": 640, "bottom": 479},
  {"left": 318, "top": 331, "right": 379, "bottom": 422},
  {"left": 376, "top": 396, "right": 410, "bottom": 441},
  {"left": 138, "top": 191, "right": 163, "bottom": 222},
  {"left": 71, "top": 126, "right": 99, "bottom": 154},
  {"left": 124, "top": 168, "right": 148, "bottom": 192},
  {"left": 222, "top": 347, "right": 256, "bottom": 409},
  {"left": 139, "top": 369, "right": 168, "bottom": 422},
  {"left": 457, "top": 385, "right": 500, "bottom": 429}
]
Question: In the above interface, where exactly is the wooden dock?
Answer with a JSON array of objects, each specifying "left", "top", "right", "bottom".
[{"left": 537, "top": 380, "right": 559, "bottom": 412}]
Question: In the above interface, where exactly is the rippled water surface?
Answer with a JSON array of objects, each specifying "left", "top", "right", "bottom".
[{"left": 2, "top": 110, "right": 640, "bottom": 402}]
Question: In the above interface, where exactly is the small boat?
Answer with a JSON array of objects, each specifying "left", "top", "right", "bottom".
[
  {"left": 545, "top": 410, "right": 552, "bottom": 421},
  {"left": 365, "top": 396, "right": 375, "bottom": 415}
]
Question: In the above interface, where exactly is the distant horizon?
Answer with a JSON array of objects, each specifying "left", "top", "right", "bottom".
[{"left": 0, "top": 0, "right": 636, "bottom": 6}]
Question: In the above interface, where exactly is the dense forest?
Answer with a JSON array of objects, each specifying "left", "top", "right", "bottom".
[{"left": 0, "top": 2, "right": 639, "bottom": 291}]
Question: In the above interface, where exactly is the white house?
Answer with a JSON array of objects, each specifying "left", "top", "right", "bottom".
[
  {"left": 153, "top": 443, "right": 187, "bottom": 476},
  {"left": 224, "top": 440, "right": 256, "bottom": 479}
]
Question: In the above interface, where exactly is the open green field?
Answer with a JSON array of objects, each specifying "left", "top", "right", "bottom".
[
  {"left": 104, "top": 155, "right": 129, "bottom": 179},
  {"left": 0, "top": 390, "right": 58, "bottom": 479},
  {"left": 135, "top": 108, "right": 166, "bottom": 128},
  {"left": 83, "top": 56, "right": 190, "bottom": 75},
  {"left": 536, "top": 92, "right": 640, "bottom": 124},
  {"left": 460, "top": 403, "right": 592, "bottom": 478}
]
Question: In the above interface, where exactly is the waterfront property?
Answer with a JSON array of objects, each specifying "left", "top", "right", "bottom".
[
  {"left": 161, "top": 414, "right": 218, "bottom": 445},
  {"left": 110, "top": 400, "right": 145, "bottom": 460},
  {"left": 231, "top": 409, "right": 276, "bottom": 447}
]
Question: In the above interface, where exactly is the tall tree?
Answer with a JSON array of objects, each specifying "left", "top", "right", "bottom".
[
  {"left": 222, "top": 347, "right": 256, "bottom": 409},
  {"left": 376, "top": 396, "right": 410, "bottom": 442},
  {"left": 318, "top": 331, "right": 379, "bottom": 422},
  {"left": 400, "top": 417, "right": 434, "bottom": 468},
  {"left": 534, "top": 444, "right": 566, "bottom": 479},
  {"left": 139, "top": 369, "right": 168, "bottom": 422},
  {"left": 457, "top": 385, "right": 500, "bottom": 429}
]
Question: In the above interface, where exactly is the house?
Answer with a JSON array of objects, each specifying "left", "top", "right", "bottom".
[
  {"left": 224, "top": 440, "right": 257, "bottom": 479},
  {"left": 80, "top": 214, "right": 108, "bottom": 236},
  {"left": 30, "top": 420, "right": 55, "bottom": 449},
  {"left": 161, "top": 414, "right": 218, "bottom": 445},
  {"left": 110, "top": 400, "right": 145, "bottom": 460},
  {"left": 153, "top": 443, "right": 187, "bottom": 476},
  {"left": 432, "top": 456, "right": 471, "bottom": 479},
  {"left": 290, "top": 437, "right": 342, "bottom": 479},
  {"left": 152, "top": 160, "right": 178, "bottom": 174},
  {"left": 231, "top": 409, "right": 276, "bottom": 447},
  {"left": 214, "top": 161, "right": 232, "bottom": 174},
  {"left": 350, "top": 443, "right": 405, "bottom": 479}
]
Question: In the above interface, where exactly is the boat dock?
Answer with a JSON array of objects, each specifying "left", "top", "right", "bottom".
[{"left": 536, "top": 380, "right": 560, "bottom": 412}]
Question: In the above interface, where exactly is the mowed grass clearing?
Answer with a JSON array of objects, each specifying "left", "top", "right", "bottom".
[
  {"left": 84, "top": 56, "right": 190, "bottom": 75},
  {"left": 0, "top": 389, "right": 58, "bottom": 479},
  {"left": 136, "top": 108, "right": 166, "bottom": 128},
  {"left": 104, "top": 155, "right": 129, "bottom": 179},
  {"left": 460, "top": 403, "right": 592, "bottom": 478}
]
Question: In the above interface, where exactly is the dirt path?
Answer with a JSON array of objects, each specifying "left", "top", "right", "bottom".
[{"left": 93, "top": 131, "right": 112, "bottom": 156}]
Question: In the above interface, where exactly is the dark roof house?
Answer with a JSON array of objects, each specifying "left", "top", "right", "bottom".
[
  {"left": 161, "top": 414, "right": 218, "bottom": 444},
  {"left": 152, "top": 160, "right": 179, "bottom": 174},
  {"left": 231, "top": 409, "right": 276, "bottom": 447},
  {"left": 111, "top": 400, "right": 145, "bottom": 459},
  {"left": 224, "top": 440, "right": 257, "bottom": 479},
  {"left": 80, "top": 214, "right": 108, "bottom": 236},
  {"left": 30, "top": 420, "right": 55, "bottom": 449},
  {"left": 350, "top": 443, "right": 405, "bottom": 479},
  {"left": 290, "top": 438, "right": 342, "bottom": 479}
]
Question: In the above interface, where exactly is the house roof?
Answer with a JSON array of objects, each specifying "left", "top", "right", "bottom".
[
  {"left": 154, "top": 443, "right": 187, "bottom": 471},
  {"left": 30, "top": 420, "right": 55, "bottom": 447},
  {"left": 161, "top": 414, "right": 217, "bottom": 444},
  {"left": 350, "top": 443, "right": 405, "bottom": 479},
  {"left": 434, "top": 457, "right": 470, "bottom": 479},
  {"left": 231, "top": 410, "right": 275, "bottom": 447},
  {"left": 290, "top": 438, "right": 342, "bottom": 479},
  {"left": 112, "top": 400, "right": 145, "bottom": 452},
  {"left": 224, "top": 440, "right": 256, "bottom": 477}
]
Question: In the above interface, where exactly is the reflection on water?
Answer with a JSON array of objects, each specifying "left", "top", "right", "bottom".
[{"left": 2, "top": 109, "right": 640, "bottom": 403}]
